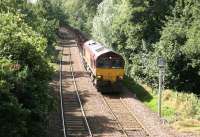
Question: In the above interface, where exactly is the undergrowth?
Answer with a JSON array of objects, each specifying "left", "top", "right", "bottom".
[{"left": 123, "top": 76, "right": 200, "bottom": 133}]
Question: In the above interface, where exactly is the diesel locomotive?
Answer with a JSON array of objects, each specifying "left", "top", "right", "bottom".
[{"left": 80, "top": 40, "right": 125, "bottom": 92}]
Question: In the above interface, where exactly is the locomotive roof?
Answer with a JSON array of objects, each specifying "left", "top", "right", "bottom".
[{"left": 84, "top": 40, "right": 116, "bottom": 59}]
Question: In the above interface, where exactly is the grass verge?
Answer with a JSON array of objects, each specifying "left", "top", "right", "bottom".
[{"left": 123, "top": 76, "right": 200, "bottom": 134}]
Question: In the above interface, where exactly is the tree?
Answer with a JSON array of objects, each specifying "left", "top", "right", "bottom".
[
  {"left": 0, "top": 10, "right": 54, "bottom": 137},
  {"left": 0, "top": 59, "right": 29, "bottom": 137},
  {"left": 154, "top": 0, "right": 200, "bottom": 92},
  {"left": 64, "top": 0, "right": 102, "bottom": 33}
]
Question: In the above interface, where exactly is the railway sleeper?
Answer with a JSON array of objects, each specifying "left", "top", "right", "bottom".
[
  {"left": 65, "top": 121, "right": 85, "bottom": 124},
  {"left": 124, "top": 128, "right": 143, "bottom": 131},
  {"left": 67, "top": 132, "right": 89, "bottom": 134},
  {"left": 63, "top": 101, "right": 79, "bottom": 104},
  {"left": 65, "top": 116, "right": 85, "bottom": 119},
  {"left": 63, "top": 100, "right": 79, "bottom": 103},
  {"left": 125, "top": 130, "right": 149, "bottom": 137},
  {"left": 65, "top": 120, "right": 85, "bottom": 123},
  {"left": 64, "top": 104, "right": 80, "bottom": 107},
  {"left": 67, "top": 130, "right": 89, "bottom": 135},
  {"left": 67, "top": 132, "right": 89, "bottom": 137},
  {"left": 64, "top": 109, "right": 82, "bottom": 112},
  {"left": 63, "top": 106, "right": 80, "bottom": 109},
  {"left": 64, "top": 109, "right": 81, "bottom": 112},
  {"left": 63, "top": 94, "right": 77, "bottom": 97},
  {"left": 64, "top": 103, "right": 80, "bottom": 105},
  {"left": 63, "top": 99, "right": 79, "bottom": 102},
  {"left": 66, "top": 125, "right": 86, "bottom": 129},
  {"left": 63, "top": 99, "right": 78, "bottom": 102}
]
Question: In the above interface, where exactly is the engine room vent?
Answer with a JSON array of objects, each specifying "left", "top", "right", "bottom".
[{"left": 96, "top": 47, "right": 104, "bottom": 52}]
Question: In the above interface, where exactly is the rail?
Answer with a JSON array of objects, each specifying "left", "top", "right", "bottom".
[
  {"left": 68, "top": 46, "right": 93, "bottom": 137},
  {"left": 101, "top": 95, "right": 129, "bottom": 137},
  {"left": 59, "top": 46, "right": 67, "bottom": 137},
  {"left": 59, "top": 37, "right": 92, "bottom": 136},
  {"left": 74, "top": 30, "right": 150, "bottom": 137},
  {"left": 101, "top": 95, "right": 150, "bottom": 137},
  {"left": 119, "top": 97, "right": 152, "bottom": 137}
]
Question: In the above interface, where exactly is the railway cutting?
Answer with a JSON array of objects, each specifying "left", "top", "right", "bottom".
[{"left": 58, "top": 28, "right": 153, "bottom": 137}]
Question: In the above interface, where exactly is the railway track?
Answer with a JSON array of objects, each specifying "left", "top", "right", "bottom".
[
  {"left": 75, "top": 36, "right": 151, "bottom": 136},
  {"left": 58, "top": 28, "right": 151, "bottom": 137},
  {"left": 74, "top": 34, "right": 152, "bottom": 136},
  {"left": 59, "top": 38, "right": 92, "bottom": 137},
  {"left": 101, "top": 94, "right": 151, "bottom": 137}
]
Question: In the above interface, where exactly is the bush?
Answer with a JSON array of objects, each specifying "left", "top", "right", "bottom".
[{"left": 0, "top": 1, "right": 60, "bottom": 136}]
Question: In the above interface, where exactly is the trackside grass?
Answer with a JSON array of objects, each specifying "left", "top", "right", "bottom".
[{"left": 123, "top": 76, "right": 200, "bottom": 133}]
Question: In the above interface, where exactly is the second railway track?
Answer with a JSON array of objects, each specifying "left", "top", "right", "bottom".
[
  {"left": 101, "top": 94, "right": 151, "bottom": 137},
  {"left": 59, "top": 38, "right": 92, "bottom": 137}
]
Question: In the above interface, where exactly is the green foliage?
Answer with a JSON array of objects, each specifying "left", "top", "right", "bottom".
[
  {"left": 154, "top": 1, "right": 200, "bottom": 92},
  {"left": 61, "top": 0, "right": 200, "bottom": 93},
  {"left": 63, "top": 0, "right": 103, "bottom": 33},
  {"left": 92, "top": 0, "right": 161, "bottom": 85},
  {"left": 92, "top": 0, "right": 117, "bottom": 47},
  {"left": 0, "top": 59, "right": 29, "bottom": 137},
  {"left": 22, "top": 0, "right": 68, "bottom": 60},
  {"left": 163, "top": 90, "right": 200, "bottom": 121},
  {"left": 0, "top": 12, "right": 54, "bottom": 137},
  {"left": 90, "top": 0, "right": 200, "bottom": 94},
  {"left": 0, "top": 0, "right": 67, "bottom": 136},
  {"left": 0, "top": 13, "right": 46, "bottom": 58},
  {"left": 0, "top": 0, "right": 26, "bottom": 12}
]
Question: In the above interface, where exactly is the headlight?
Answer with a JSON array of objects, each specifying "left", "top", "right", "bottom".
[{"left": 97, "top": 75, "right": 102, "bottom": 79}]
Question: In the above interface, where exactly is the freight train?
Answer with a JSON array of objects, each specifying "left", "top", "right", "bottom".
[{"left": 73, "top": 29, "right": 125, "bottom": 92}]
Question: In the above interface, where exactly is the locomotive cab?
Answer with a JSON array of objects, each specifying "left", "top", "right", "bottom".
[{"left": 95, "top": 52, "right": 125, "bottom": 91}]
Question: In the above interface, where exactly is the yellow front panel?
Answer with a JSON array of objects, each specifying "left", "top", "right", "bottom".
[{"left": 96, "top": 68, "right": 124, "bottom": 82}]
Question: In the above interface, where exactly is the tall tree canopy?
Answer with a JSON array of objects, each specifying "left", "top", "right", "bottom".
[
  {"left": 64, "top": 0, "right": 200, "bottom": 94},
  {"left": 0, "top": 0, "right": 67, "bottom": 136}
]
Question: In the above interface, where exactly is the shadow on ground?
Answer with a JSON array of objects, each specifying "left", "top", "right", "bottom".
[
  {"left": 62, "top": 89, "right": 122, "bottom": 135},
  {"left": 122, "top": 76, "right": 153, "bottom": 102}
]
